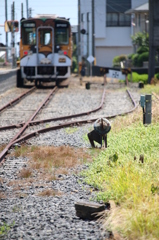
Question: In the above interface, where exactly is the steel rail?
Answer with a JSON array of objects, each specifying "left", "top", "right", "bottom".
[
  {"left": 0, "top": 88, "right": 138, "bottom": 164},
  {"left": 9, "top": 89, "right": 138, "bottom": 146},
  {"left": 0, "top": 87, "right": 58, "bottom": 163},
  {"left": 0, "top": 88, "right": 106, "bottom": 131},
  {"left": 0, "top": 87, "right": 35, "bottom": 113}
]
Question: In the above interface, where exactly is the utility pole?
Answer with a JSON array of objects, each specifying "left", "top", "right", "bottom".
[
  {"left": 148, "top": 0, "right": 155, "bottom": 84},
  {"left": 5, "top": 0, "right": 8, "bottom": 61},
  {"left": 26, "top": 0, "right": 29, "bottom": 18},
  {"left": 148, "top": 0, "right": 159, "bottom": 84},
  {"left": 21, "top": 3, "right": 24, "bottom": 18},
  {"left": 92, "top": 0, "right": 95, "bottom": 57},
  {"left": 11, "top": 1, "right": 15, "bottom": 68},
  {"left": 78, "top": 0, "right": 81, "bottom": 72},
  {"left": 28, "top": 8, "right": 32, "bottom": 18}
]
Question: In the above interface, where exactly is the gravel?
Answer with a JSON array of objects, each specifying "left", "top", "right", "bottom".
[
  {"left": 0, "top": 78, "right": 140, "bottom": 239},
  {"left": 0, "top": 156, "right": 108, "bottom": 240}
]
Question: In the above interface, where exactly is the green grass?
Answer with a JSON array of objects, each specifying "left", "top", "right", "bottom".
[
  {"left": 140, "top": 83, "right": 159, "bottom": 95},
  {"left": 0, "top": 222, "right": 14, "bottom": 236},
  {"left": 81, "top": 85, "right": 159, "bottom": 239},
  {"left": 128, "top": 72, "right": 148, "bottom": 84},
  {"left": 65, "top": 127, "right": 78, "bottom": 134}
]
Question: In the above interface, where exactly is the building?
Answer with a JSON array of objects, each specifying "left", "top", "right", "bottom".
[
  {"left": 126, "top": 2, "right": 149, "bottom": 34},
  {"left": 78, "top": 0, "right": 148, "bottom": 69}
]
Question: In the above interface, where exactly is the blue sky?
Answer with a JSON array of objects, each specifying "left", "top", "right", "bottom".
[{"left": 0, "top": 0, "right": 78, "bottom": 46}]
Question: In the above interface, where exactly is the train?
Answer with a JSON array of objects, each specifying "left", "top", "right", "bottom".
[{"left": 17, "top": 14, "right": 72, "bottom": 87}]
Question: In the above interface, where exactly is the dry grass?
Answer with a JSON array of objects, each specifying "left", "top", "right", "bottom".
[
  {"left": 13, "top": 144, "right": 29, "bottom": 158},
  {"left": 0, "top": 191, "right": 6, "bottom": 199},
  {"left": 0, "top": 177, "right": 3, "bottom": 184},
  {"left": 37, "top": 189, "right": 61, "bottom": 197},
  {"left": 0, "top": 145, "right": 6, "bottom": 153},
  {"left": 18, "top": 168, "right": 32, "bottom": 178},
  {"left": 28, "top": 145, "right": 92, "bottom": 171},
  {"left": 112, "top": 97, "right": 159, "bottom": 134},
  {"left": 8, "top": 145, "right": 93, "bottom": 197}
]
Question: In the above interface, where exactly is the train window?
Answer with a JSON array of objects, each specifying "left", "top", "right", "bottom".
[
  {"left": 55, "top": 28, "right": 69, "bottom": 45},
  {"left": 22, "top": 27, "right": 36, "bottom": 45},
  {"left": 39, "top": 30, "right": 52, "bottom": 46}
]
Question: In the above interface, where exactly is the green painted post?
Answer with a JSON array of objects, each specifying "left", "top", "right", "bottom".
[{"left": 145, "top": 95, "right": 152, "bottom": 124}]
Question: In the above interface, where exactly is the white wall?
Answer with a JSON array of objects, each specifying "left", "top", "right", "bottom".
[
  {"left": 96, "top": 46, "right": 133, "bottom": 67},
  {"left": 132, "top": 0, "right": 148, "bottom": 8},
  {"left": 96, "top": 27, "right": 132, "bottom": 46},
  {"left": 94, "top": 0, "right": 106, "bottom": 38},
  {"left": 79, "top": 0, "right": 145, "bottom": 67}
]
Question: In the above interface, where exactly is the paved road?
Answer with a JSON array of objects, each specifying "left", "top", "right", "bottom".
[{"left": 0, "top": 68, "right": 17, "bottom": 93}]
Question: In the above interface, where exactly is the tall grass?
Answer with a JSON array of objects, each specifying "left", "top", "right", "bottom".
[{"left": 81, "top": 86, "right": 159, "bottom": 239}]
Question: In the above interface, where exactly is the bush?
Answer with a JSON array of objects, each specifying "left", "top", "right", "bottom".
[
  {"left": 128, "top": 72, "right": 148, "bottom": 84},
  {"left": 0, "top": 58, "right": 4, "bottom": 63},
  {"left": 113, "top": 55, "right": 127, "bottom": 66},
  {"left": 155, "top": 73, "right": 159, "bottom": 80},
  {"left": 71, "top": 56, "right": 78, "bottom": 73},
  {"left": 137, "top": 46, "right": 149, "bottom": 54},
  {"left": 131, "top": 53, "right": 139, "bottom": 67},
  {"left": 127, "top": 53, "right": 134, "bottom": 60},
  {"left": 137, "top": 52, "right": 149, "bottom": 67}
]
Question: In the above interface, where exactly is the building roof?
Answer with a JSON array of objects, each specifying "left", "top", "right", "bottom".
[{"left": 125, "top": 2, "right": 149, "bottom": 14}]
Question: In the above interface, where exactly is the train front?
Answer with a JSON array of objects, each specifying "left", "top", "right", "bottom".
[{"left": 19, "top": 16, "right": 72, "bottom": 86}]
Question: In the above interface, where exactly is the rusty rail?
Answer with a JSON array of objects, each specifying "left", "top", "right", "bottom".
[
  {"left": 0, "top": 87, "right": 58, "bottom": 163},
  {"left": 0, "top": 87, "right": 35, "bottom": 113},
  {"left": 9, "top": 89, "right": 138, "bottom": 146},
  {"left": 0, "top": 88, "right": 138, "bottom": 164},
  {"left": 0, "top": 88, "right": 106, "bottom": 131}
]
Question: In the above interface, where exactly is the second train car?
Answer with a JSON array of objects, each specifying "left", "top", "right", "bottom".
[{"left": 17, "top": 14, "right": 72, "bottom": 87}]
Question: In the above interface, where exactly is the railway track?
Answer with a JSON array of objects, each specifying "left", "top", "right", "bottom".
[
  {"left": 0, "top": 80, "right": 141, "bottom": 240},
  {"left": 0, "top": 86, "right": 58, "bottom": 163},
  {"left": 0, "top": 84, "right": 138, "bottom": 164},
  {"left": 0, "top": 87, "right": 35, "bottom": 113}
]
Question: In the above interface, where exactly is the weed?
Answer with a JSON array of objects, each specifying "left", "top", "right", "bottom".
[
  {"left": 14, "top": 145, "right": 29, "bottom": 158},
  {"left": 0, "top": 177, "right": 3, "bottom": 184},
  {"left": 9, "top": 145, "right": 93, "bottom": 196},
  {"left": 81, "top": 85, "right": 159, "bottom": 239},
  {"left": 18, "top": 168, "right": 32, "bottom": 178},
  {"left": 0, "top": 145, "right": 6, "bottom": 153},
  {"left": 37, "top": 189, "right": 61, "bottom": 197},
  {"left": 140, "top": 82, "right": 159, "bottom": 95},
  {"left": 0, "top": 191, "right": 5, "bottom": 199},
  {"left": 65, "top": 127, "right": 78, "bottom": 134},
  {"left": 0, "top": 221, "right": 14, "bottom": 236},
  {"left": 12, "top": 205, "right": 21, "bottom": 213}
]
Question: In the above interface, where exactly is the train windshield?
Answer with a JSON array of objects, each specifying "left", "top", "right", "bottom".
[
  {"left": 55, "top": 28, "right": 69, "bottom": 45},
  {"left": 22, "top": 22, "right": 36, "bottom": 45},
  {"left": 39, "top": 29, "right": 52, "bottom": 46}
]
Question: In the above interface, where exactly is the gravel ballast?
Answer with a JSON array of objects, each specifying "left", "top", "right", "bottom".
[{"left": 0, "top": 77, "right": 140, "bottom": 239}]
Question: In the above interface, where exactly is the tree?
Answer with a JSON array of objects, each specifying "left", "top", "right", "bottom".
[{"left": 131, "top": 32, "right": 149, "bottom": 50}]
